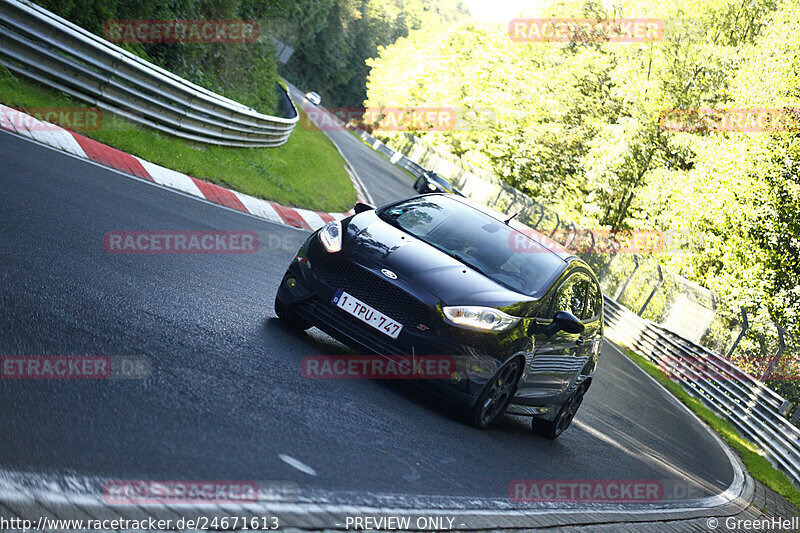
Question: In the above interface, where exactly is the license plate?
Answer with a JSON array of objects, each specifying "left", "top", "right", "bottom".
[{"left": 331, "top": 290, "right": 403, "bottom": 339}]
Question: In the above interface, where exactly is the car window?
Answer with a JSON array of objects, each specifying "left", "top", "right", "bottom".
[
  {"left": 431, "top": 174, "right": 451, "bottom": 188},
  {"left": 584, "top": 279, "right": 603, "bottom": 320},
  {"left": 554, "top": 273, "right": 589, "bottom": 318}
]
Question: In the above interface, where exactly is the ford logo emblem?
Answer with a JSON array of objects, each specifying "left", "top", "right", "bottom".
[{"left": 381, "top": 269, "right": 397, "bottom": 279}]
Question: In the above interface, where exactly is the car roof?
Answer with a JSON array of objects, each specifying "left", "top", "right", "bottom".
[{"left": 441, "top": 194, "right": 575, "bottom": 261}]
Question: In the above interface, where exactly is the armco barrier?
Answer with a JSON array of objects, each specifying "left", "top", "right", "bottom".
[
  {"left": 604, "top": 297, "right": 800, "bottom": 486},
  {"left": 0, "top": 0, "right": 297, "bottom": 147},
  {"left": 354, "top": 129, "right": 466, "bottom": 195}
]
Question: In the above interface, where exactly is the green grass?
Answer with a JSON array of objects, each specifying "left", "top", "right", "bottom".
[
  {"left": 0, "top": 68, "right": 356, "bottom": 212},
  {"left": 617, "top": 343, "right": 800, "bottom": 510}
]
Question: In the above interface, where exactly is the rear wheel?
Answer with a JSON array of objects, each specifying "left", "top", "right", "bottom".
[
  {"left": 470, "top": 358, "right": 522, "bottom": 429},
  {"left": 274, "top": 295, "right": 311, "bottom": 331},
  {"left": 532, "top": 384, "right": 586, "bottom": 439}
]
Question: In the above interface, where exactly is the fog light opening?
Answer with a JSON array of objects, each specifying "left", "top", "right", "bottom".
[{"left": 285, "top": 277, "right": 297, "bottom": 290}]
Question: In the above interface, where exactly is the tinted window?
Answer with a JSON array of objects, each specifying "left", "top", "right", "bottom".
[
  {"left": 555, "top": 273, "right": 589, "bottom": 318},
  {"left": 430, "top": 173, "right": 451, "bottom": 189},
  {"left": 584, "top": 280, "right": 603, "bottom": 320},
  {"left": 379, "top": 196, "right": 566, "bottom": 297}
]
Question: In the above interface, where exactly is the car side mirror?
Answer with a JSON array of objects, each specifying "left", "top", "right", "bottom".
[
  {"left": 354, "top": 202, "right": 375, "bottom": 214},
  {"left": 553, "top": 310, "right": 585, "bottom": 334}
]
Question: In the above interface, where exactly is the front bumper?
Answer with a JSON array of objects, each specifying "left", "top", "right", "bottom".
[{"left": 277, "top": 257, "right": 496, "bottom": 406}]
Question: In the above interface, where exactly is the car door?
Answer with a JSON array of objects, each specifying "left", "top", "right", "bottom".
[
  {"left": 578, "top": 276, "right": 604, "bottom": 374},
  {"left": 520, "top": 271, "right": 590, "bottom": 398},
  {"left": 551, "top": 271, "right": 590, "bottom": 357}
]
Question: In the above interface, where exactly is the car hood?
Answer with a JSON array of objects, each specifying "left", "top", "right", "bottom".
[{"left": 344, "top": 211, "right": 531, "bottom": 308}]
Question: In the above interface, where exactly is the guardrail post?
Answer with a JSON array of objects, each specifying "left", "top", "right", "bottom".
[
  {"left": 533, "top": 204, "right": 546, "bottom": 229},
  {"left": 548, "top": 213, "right": 560, "bottom": 239},
  {"left": 491, "top": 189, "right": 504, "bottom": 207},
  {"left": 562, "top": 223, "right": 578, "bottom": 249},
  {"left": 638, "top": 264, "right": 663, "bottom": 316},
  {"left": 761, "top": 325, "right": 786, "bottom": 381},
  {"left": 614, "top": 254, "right": 639, "bottom": 301},
  {"left": 725, "top": 306, "right": 749, "bottom": 360},
  {"left": 581, "top": 228, "right": 596, "bottom": 255},
  {"left": 599, "top": 238, "right": 621, "bottom": 283}
]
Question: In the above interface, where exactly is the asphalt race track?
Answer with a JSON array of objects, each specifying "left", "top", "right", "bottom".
[
  {"left": 286, "top": 83, "right": 416, "bottom": 207},
  {"left": 0, "top": 119, "right": 735, "bottom": 519}
]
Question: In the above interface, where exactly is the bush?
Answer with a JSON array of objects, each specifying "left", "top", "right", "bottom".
[{"left": 33, "top": 0, "right": 280, "bottom": 114}]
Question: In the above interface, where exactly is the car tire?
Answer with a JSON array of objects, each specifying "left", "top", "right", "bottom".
[
  {"left": 414, "top": 176, "right": 424, "bottom": 193},
  {"left": 532, "top": 384, "right": 586, "bottom": 439},
  {"left": 470, "top": 358, "right": 522, "bottom": 429},
  {"left": 274, "top": 295, "right": 311, "bottom": 331}
]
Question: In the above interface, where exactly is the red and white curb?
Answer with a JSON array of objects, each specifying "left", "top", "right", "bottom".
[{"left": 0, "top": 104, "right": 364, "bottom": 231}]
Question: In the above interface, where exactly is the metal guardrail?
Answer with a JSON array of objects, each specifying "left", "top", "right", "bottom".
[
  {"left": 354, "top": 129, "right": 465, "bottom": 195},
  {"left": 352, "top": 124, "right": 800, "bottom": 486},
  {"left": 0, "top": 0, "right": 298, "bottom": 147},
  {"left": 604, "top": 297, "right": 800, "bottom": 485}
]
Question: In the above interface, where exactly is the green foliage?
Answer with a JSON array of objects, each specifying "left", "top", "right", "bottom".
[
  {"left": 274, "top": 0, "right": 470, "bottom": 108},
  {"left": 34, "top": 0, "right": 279, "bottom": 113}
]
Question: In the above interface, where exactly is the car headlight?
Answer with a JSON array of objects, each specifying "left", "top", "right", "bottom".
[
  {"left": 442, "top": 306, "right": 520, "bottom": 332},
  {"left": 319, "top": 220, "right": 342, "bottom": 253},
  {"left": 427, "top": 182, "right": 437, "bottom": 191}
]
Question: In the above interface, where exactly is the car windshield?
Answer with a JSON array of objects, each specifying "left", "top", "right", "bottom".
[
  {"left": 379, "top": 196, "right": 566, "bottom": 297},
  {"left": 429, "top": 173, "right": 451, "bottom": 189}
]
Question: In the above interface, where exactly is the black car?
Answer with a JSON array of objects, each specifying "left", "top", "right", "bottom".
[
  {"left": 275, "top": 194, "right": 603, "bottom": 437},
  {"left": 413, "top": 171, "right": 456, "bottom": 194}
]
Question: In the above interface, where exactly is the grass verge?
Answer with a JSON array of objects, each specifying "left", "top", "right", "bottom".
[
  {"left": 617, "top": 343, "right": 800, "bottom": 510},
  {"left": 0, "top": 68, "right": 356, "bottom": 212}
]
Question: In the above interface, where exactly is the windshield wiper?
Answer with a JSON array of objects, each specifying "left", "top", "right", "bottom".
[{"left": 446, "top": 250, "right": 495, "bottom": 280}]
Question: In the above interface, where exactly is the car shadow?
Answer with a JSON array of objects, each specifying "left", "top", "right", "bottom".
[{"left": 263, "top": 317, "right": 540, "bottom": 437}]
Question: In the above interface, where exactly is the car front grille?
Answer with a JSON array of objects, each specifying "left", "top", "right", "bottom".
[
  {"left": 298, "top": 296, "right": 407, "bottom": 356},
  {"left": 315, "top": 261, "right": 438, "bottom": 335}
]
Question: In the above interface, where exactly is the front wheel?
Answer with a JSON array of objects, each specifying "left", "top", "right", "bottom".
[
  {"left": 470, "top": 358, "right": 521, "bottom": 429},
  {"left": 274, "top": 295, "right": 311, "bottom": 331},
  {"left": 532, "top": 384, "right": 586, "bottom": 439}
]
